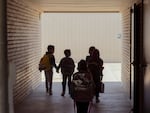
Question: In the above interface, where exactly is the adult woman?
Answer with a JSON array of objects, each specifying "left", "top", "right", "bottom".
[{"left": 88, "top": 49, "right": 104, "bottom": 103}]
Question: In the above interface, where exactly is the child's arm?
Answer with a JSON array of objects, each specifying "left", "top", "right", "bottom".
[
  {"left": 51, "top": 55, "right": 57, "bottom": 69},
  {"left": 56, "top": 59, "right": 63, "bottom": 73}
]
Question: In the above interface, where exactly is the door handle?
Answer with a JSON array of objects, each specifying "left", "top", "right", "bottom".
[{"left": 131, "top": 61, "right": 135, "bottom": 66}]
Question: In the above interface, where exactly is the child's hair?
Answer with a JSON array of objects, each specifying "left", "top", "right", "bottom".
[
  {"left": 77, "top": 60, "right": 87, "bottom": 71},
  {"left": 89, "top": 46, "right": 95, "bottom": 55},
  {"left": 64, "top": 49, "right": 71, "bottom": 57},
  {"left": 92, "top": 49, "right": 100, "bottom": 58},
  {"left": 47, "top": 45, "right": 54, "bottom": 54},
  {"left": 47, "top": 45, "right": 54, "bottom": 50}
]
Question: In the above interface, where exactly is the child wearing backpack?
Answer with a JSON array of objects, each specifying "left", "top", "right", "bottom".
[
  {"left": 39, "top": 45, "right": 57, "bottom": 95},
  {"left": 71, "top": 60, "right": 94, "bottom": 113},
  {"left": 57, "top": 49, "right": 75, "bottom": 96}
]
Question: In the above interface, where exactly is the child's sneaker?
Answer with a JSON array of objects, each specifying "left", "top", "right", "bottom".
[
  {"left": 49, "top": 90, "right": 52, "bottom": 95},
  {"left": 96, "top": 98, "right": 100, "bottom": 103},
  {"left": 61, "top": 92, "right": 65, "bottom": 96}
]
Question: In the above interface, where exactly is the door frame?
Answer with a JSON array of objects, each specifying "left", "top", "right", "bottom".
[
  {"left": 131, "top": 2, "right": 144, "bottom": 113},
  {"left": 0, "top": 0, "right": 9, "bottom": 113}
]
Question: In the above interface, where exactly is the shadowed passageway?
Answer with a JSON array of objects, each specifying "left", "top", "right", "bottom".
[{"left": 15, "top": 63, "right": 132, "bottom": 113}]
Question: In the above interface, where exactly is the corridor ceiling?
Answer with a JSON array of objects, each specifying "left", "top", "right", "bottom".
[{"left": 25, "top": 0, "right": 129, "bottom": 12}]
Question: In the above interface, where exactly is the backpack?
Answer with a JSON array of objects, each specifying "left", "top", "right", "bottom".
[
  {"left": 60, "top": 57, "right": 75, "bottom": 75},
  {"left": 39, "top": 54, "right": 51, "bottom": 71},
  {"left": 70, "top": 72, "right": 94, "bottom": 102}
]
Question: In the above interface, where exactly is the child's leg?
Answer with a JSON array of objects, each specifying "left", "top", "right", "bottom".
[
  {"left": 95, "top": 82, "right": 100, "bottom": 103},
  {"left": 68, "top": 75, "right": 72, "bottom": 94},
  {"left": 76, "top": 101, "right": 89, "bottom": 113},
  {"left": 62, "top": 74, "right": 67, "bottom": 96},
  {"left": 49, "top": 70, "right": 53, "bottom": 95},
  {"left": 44, "top": 71, "right": 49, "bottom": 93}
]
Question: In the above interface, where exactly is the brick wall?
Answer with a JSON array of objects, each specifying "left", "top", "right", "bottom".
[
  {"left": 121, "top": 8, "right": 131, "bottom": 97},
  {"left": 7, "top": 0, "right": 41, "bottom": 104}
]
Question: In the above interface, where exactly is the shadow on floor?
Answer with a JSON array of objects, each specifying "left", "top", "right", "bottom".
[{"left": 15, "top": 82, "right": 132, "bottom": 113}]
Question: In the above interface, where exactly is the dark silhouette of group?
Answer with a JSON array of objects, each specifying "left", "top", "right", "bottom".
[
  {"left": 39, "top": 45, "right": 104, "bottom": 113},
  {"left": 86, "top": 46, "right": 104, "bottom": 103}
]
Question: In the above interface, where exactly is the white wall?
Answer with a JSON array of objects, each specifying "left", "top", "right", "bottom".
[{"left": 41, "top": 13, "right": 122, "bottom": 63}]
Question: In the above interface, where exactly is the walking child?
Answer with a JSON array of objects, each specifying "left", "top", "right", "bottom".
[
  {"left": 39, "top": 45, "right": 57, "bottom": 95},
  {"left": 57, "top": 49, "right": 75, "bottom": 96},
  {"left": 71, "top": 60, "right": 94, "bottom": 113}
]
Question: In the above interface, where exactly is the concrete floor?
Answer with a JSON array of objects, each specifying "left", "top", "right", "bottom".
[{"left": 15, "top": 63, "right": 132, "bottom": 113}]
